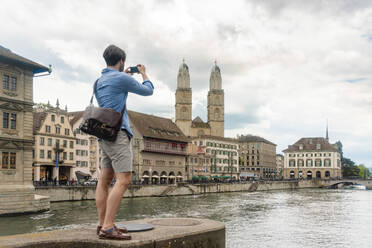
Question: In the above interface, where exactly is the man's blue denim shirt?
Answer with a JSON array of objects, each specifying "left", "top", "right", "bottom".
[{"left": 95, "top": 68, "right": 154, "bottom": 138}]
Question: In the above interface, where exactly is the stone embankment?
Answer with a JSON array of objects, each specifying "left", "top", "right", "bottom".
[
  {"left": 36, "top": 180, "right": 323, "bottom": 202},
  {"left": 0, "top": 218, "right": 225, "bottom": 248}
]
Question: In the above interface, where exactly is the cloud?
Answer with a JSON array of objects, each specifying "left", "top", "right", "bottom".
[{"left": 1, "top": 0, "right": 372, "bottom": 165}]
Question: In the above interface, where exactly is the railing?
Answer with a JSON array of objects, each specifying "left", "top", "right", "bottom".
[{"left": 143, "top": 146, "right": 187, "bottom": 155}]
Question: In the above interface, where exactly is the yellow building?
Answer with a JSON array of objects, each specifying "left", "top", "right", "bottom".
[
  {"left": 33, "top": 102, "right": 76, "bottom": 183},
  {"left": 0, "top": 45, "right": 50, "bottom": 215}
]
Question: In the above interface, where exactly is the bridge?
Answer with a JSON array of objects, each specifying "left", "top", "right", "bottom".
[{"left": 320, "top": 179, "right": 372, "bottom": 189}]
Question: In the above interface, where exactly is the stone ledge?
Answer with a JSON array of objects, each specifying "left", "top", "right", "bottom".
[{"left": 0, "top": 218, "right": 225, "bottom": 248}]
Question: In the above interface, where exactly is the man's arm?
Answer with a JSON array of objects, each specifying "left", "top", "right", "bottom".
[{"left": 122, "top": 64, "right": 154, "bottom": 96}]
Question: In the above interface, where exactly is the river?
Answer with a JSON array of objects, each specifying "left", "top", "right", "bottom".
[{"left": 1, "top": 188, "right": 371, "bottom": 248}]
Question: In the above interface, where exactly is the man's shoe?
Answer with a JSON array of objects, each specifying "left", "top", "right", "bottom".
[
  {"left": 98, "top": 227, "right": 131, "bottom": 240},
  {"left": 97, "top": 225, "right": 128, "bottom": 235}
]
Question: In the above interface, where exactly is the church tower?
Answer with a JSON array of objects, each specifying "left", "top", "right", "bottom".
[
  {"left": 175, "top": 59, "right": 192, "bottom": 136},
  {"left": 207, "top": 61, "right": 224, "bottom": 137}
]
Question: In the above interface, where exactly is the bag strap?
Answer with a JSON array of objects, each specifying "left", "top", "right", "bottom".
[{"left": 91, "top": 78, "right": 126, "bottom": 125}]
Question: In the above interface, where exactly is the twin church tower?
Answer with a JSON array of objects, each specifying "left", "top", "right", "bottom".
[{"left": 175, "top": 60, "right": 224, "bottom": 138}]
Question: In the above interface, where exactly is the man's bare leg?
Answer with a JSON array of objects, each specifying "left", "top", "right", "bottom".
[
  {"left": 102, "top": 172, "right": 132, "bottom": 230},
  {"left": 96, "top": 168, "right": 115, "bottom": 226}
]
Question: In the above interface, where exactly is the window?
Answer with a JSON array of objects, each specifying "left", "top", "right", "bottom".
[
  {"left": 40, "top": 137, "right": 45, "bottom": 145},
  {"left": 3, "top": 75, "right": 9, "bottom": 90},
  {"left": 63, "top": 140, "right": 67, "bottom": 148},
  {"left": 3, "top": 112, "right": 9, "bottom": 128},
  {"left": 69, "top": 152, "right": 73, "bottom": 160},
  {"left": 9, "top": 152, "right": 16, "bottom": 169},
  {"left": 40, "top": 150, "right": 44, "bottom": 158},
  {"left": 45, "top": 125, "right": 51, "bottom": 133},
  {"left": 2, "top": 152, "right": 9, "bottom": 169},
  {"left": 51, "top": 115, "right": 55, "bottom": 122},
  {"left": 65, "top": 129, "right": 69, "bottom": 135},
  {"left": 48, "top": 138, "right": 52, "bottom": 146},
  {"left": 10, "top": 113, "right": 16, "bottom": 129},
  {"left": 56, "top": 139, "right": 60, "bottom": 147},
  {"left": 47, "top": 150, "right": 52, "bottom": 159},
  {"left": 76, "top": 161, "right": 80, "bottom": 167},
  {"left": 63, "top": 152, "right": 67, "bottom": 160},
  {"left": 55, "top": 127, "right": 60, "bottom": 134},
  {"left": 10, "top": 77, "right": 16, "bottom": 91},
  {"left": 70, "top": 141, "right": 73, "bottom": 148},
  {"left": 61, "top": 116, "right": 64, "bottom": 123}
]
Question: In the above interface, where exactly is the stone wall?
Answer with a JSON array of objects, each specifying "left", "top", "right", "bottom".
[{"left": 36, "top": 180, "right": 324, "bottom": 202}]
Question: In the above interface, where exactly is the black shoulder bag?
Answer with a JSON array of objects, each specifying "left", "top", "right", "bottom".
[{"left": 79, "top": 79, "right": 126, "bottom": 142}]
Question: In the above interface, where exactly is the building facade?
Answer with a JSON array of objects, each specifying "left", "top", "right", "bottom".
[
  {"left": 238, "top": 135, "right": 277, "bottom": 179},
  {"left": 191, "top": 135, "right": 239, "bottom": 179},
  {"left": 283, "top": 137, "right": 342, "bottom": 179},
  {"left": 186, "top": 142, "right": 212, "bottom": 180},
  {"left": 69, "top": 111, "right": 100, "bottom": 180},
  {"left": 175, "top": 60, "right": 224, "bottom": 138},
  {"left": 0, "top": 45, "right": 50, "bottom": 214},
  {"left": 276, "top": 154, "right": 284, "bottom": 179},
  {"left": 33, "top": 102, "right": 76, "bottom": 183},
  {"left": 129, "top": 110, "right": 189, "bottom": 184}
]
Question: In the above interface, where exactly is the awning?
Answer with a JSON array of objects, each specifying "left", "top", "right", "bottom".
[
  {"left": 161, "top": 175, "right": 168, "bottom": 178},
  {"left": 169, "top": 175, "right": 176, "bottom": 178},
  {"left": 307, "top": 172, "right": 312, "bottom": 175},
  {"left": 176, "top": 175, "right": 183, "bottom": 178},
  {"left": 152, "top": 175, "right": 159, "bottom": 178},
  {"left": 290, "top": 172, "right": 295, "bottom": 175},
  {"left": 142, "top": 175, "right": 150, "bottom": 178},
  {"left": 75, "top": 171, "right": 91, "bottom": 180}
]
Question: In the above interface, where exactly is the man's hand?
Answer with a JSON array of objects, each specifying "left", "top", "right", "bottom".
[
  {"left": 124, "top": 67, "right": 133, "bottom": 75},
  {"left": 137, "top": 64, "right": 149, "bottom": 81}
]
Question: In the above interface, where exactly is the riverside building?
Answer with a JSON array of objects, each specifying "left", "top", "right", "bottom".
[
  {"left": 276, "top": 154, "right": 284, "bottom": 179},
  {"left": 282, "top": 137, "right": 342, "bottom": 179},
  {"left": 0, "top": 45, "right": 50, "bottom": 215},
  {"left": 191, "top": 135, "right": 239, "bottom": 179},
  {"left": 186, "top": 142, "right": 212, "bottom": 181},
  {"left": 33, "top": 102, "right": 76, "bottom": 183},
  {"left": 128, "top": 110, "right": 189, "bottom": 184},
  {"left": 238, "top": 135, "right": 277, "bottom": 179}
]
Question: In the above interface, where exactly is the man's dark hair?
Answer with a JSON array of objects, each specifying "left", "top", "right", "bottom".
[{"left": 103, "top": 45, "right": 126, "bottom": 66}]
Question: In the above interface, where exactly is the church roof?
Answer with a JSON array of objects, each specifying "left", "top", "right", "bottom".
[
  {"left": 282, "top": 137, "right": 338, "bottom": 153},
  {"left": 191, "top": 116, "right": 210, "bottom": 128},
  {"left": 128, "top": 110, "right": 188, "bottom": 142}
]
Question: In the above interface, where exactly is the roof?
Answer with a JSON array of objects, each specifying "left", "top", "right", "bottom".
[
  {"left": 68, "top": 111, "right": 84, "bottom": 126},
  {"left": 238, "top": 135, "right": 276, "bottom": 146},
  {"left": 128, "top": 110, "right": 188, "bottom": 142},
  {"left": 197, "top": 135, "right": 238, "bottom": 143},
  {"left": 33, "top": 112, "right": 48, "bottom": 134},
  {"left": 191, "top": 116, "right": 210, "bottom": 128},
  {"left": 0, "top": 45, "right": 49, "bottom": 74},
  {"left": 283, "top": 137, "right": 339, "bottom": 153}
]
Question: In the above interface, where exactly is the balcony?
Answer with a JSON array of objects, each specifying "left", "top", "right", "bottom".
[{"left": 143, "top": 141, "right": 187, "bottom": 156}]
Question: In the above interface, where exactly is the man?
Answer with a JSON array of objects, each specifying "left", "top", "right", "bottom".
[{"left": 95, "top": 45, "right": 154, "bottom": 240}]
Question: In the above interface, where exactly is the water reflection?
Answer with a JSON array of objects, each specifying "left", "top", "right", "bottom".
[{"left": 0, "top": 189, "right": 371, "bottom": 248}]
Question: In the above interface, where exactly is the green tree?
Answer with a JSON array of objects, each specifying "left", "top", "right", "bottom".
[
  {"left": 342, "top": 157, "right": 360, "bottom": 178},
  {"left": 358, "top": 164, "right": 370, "bottom": 179}
]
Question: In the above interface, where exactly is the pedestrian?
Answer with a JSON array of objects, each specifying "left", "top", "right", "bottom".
[{"left": 95, "top": 45, "right": 154, "bottom": 240}]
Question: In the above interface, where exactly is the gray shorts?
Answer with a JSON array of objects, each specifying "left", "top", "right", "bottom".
[{"left": 99, "top": 130, "right": 132, "bottom": 173}]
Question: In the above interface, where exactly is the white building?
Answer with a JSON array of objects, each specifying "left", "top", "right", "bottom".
[{"left": 283, "top": 137, "right": 342, "bottom": 179}]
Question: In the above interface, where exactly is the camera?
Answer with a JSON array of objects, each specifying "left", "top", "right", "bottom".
[{"left": 129, "top": 66, "right": 139, "bottom": 73}]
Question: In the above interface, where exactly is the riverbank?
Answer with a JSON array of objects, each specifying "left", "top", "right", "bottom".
[{"left": 35, "top": 179, "right": 324, "bottom": 202}]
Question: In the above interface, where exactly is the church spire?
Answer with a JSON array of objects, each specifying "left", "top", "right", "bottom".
[
  {"left": 326, "top": 119, "right": 329, "bottom": 142},
  {"left": 177, "top": 59, "right": 190, "bottom": 89},
  {"left": 210, "top": 60, "right": 222, "bottom": 90},
  {"left": 56, "top": 99, "right": 60, "bottom": 109}
]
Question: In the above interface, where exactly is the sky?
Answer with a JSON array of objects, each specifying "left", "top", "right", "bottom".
[{"left": 1, "top": 0, "right": 371, "bottom": 166}]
